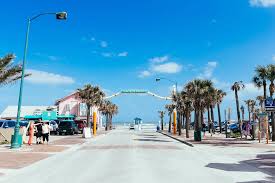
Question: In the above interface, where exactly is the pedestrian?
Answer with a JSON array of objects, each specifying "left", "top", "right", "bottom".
[
  {"left": 28, "top": 121, "right": 35, "bottom": 145},
  {"left": 28, "top": 121, "right": 41, "bottom": 145},
  {"left": 42, "top": 122, "right": 51, "bottom": 145},
  {"left": 202, "top": 122, "right": 206, "bottom": 138},
  {"left": 36, "top": 122, "right": 43, "bottom": 144}
]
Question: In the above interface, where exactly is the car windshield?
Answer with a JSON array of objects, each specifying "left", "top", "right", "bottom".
[
  {"left": 7, "top": 121, "right": 16, "bottom": 127},
  {"left": 59, "top": 122, "right": 72, "bottom": 127},
  {"left": 0, "top": 121, "right": 3, "bottom": 127}
]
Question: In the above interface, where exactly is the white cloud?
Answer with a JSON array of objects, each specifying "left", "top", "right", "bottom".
[
  {"left": 101, "top": 52, "right": 114, "bottom": 57},
  {"left": 118, "top": 52, "right": 128, "bottom": 57},
  {"left": 100, "top": 41, "right": 108, "bottom": 48},
  {"left": 151, "top": 62, "right": 182, "bottom": 74},
  {"left": 249, "top": 0, "right": 275, "bottom": 7},
  {"left": 138, "top": 55, "right": 182, "bottom": 78},
  {"left": 149, "top": 56, "right": 169, "bottom": 64},
  {"left": 25, "top": 69, "right": 75, "bottom": 85},
  {"left": 272, "top": 55, "right": 275, "bottom": 61},
  {"left": 198, "top": 61, "right": 218, "bottom": 79},
  {"left": 139, "top": 70, "right": 151, "bottom": 78}
]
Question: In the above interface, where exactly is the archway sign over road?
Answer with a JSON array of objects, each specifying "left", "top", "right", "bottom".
[{"left": 104, "top": 90, "right": 172, "bottom": 100}]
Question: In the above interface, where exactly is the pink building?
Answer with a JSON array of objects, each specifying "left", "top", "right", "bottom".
[{"left": 55, "top": 92, "right": 102, "bottom": 126}]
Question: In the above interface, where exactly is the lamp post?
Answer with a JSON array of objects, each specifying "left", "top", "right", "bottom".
[
  {"left": 155, "top": 77, "right": 178, "bottom": 94},
  {"left": 156, "top": 77, "right": 178, "bottom": 135},
  {"left": 11, "top": 12, "right": 67, "bottom": 149}
]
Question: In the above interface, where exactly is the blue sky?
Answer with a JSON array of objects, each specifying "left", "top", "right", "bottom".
[{"left": 0, "top": 0, "right": 275, "bottom": 122}]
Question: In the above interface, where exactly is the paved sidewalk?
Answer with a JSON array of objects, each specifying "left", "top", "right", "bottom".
[
  {"left": 161, "top": 129, "right": 275, "bottom": 149},
  {"left": 0, "top": 129, "right": 108, "bottom": 176}
]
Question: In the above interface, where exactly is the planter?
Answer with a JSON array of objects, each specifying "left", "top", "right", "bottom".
[{"left": 82, "top": 127, "right": 92, "bottom": 138}]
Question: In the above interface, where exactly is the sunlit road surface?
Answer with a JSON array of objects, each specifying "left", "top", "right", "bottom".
[{"left": 0, "top": 125, "right": 271, "bottom": 183}]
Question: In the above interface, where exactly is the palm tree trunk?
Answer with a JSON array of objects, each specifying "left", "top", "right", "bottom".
[
  {"left": 105, "top": 114, "right": 108, "bottom": 131},
  {"left": 161, "top": 116, "right": 164, "bottom": 131},
  {"left": 178, "top": 112, "right": 182, "bottom": 136},
  {"left": 207, "top": 107, "right": 211, "bottom": 133},
  {"left": 185, "top": 111, "right": 190, "bottom": 138},
  {"left": 168, "top": 113, "right": 172, "bottom": 133},
  {"left": 182, "top": 113, "right": 185, "bottom": 129},
  {"left": 194, "top": 109, "right": 199, "bottom": 131},
  {"left": 210, "top": 105, "right": 215, "bottom": 134},
  {"left": 235, "top": 90, "right": 242, "bottom": 136},
  {"left": 263, "top": 80, "right": 267, "bottom": 99},
  {"left": 86, "top": 105, "right": 91, "bottom": 128},
  {"left": 217, "top": 103, "right": 222, "bottom": 133}
]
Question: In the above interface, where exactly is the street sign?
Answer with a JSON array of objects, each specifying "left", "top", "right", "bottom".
[
  {"left": 257, "top": 112, "right": 268, "bottom": 117},
  {"left": 265, "top": 97, "right": 275, "bottom": 111}
]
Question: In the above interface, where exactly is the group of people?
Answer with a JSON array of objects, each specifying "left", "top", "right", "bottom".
[{"left": 27, "top": 120, "right": 52, "bottom": 145}]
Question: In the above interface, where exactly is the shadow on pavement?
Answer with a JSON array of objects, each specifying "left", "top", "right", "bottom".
[
  {"left": 133, "top": 138, "right": 172, "bottom": 143},
  {"left": 206, "top": 153, "right": 275, "bottom": 183}
]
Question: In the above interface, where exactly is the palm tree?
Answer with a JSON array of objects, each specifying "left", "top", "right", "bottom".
[
  {"left": 0, "top": 54, "right": 30, "bottom": 86},
  {"left": 108, "top": 103, "right": 118, "bottom": 129},
  {"left": 267, "top": 64, "right": 275, "bottom": 141},
  {"left": 245, "top": 99, "right": 256, "bottom": 139},
  {"left": 231, "top": 81, "right": 245, "bottom": 135},
  {"left": 99, "top": 100, "right": 111, "bottom": 130},
  {"left": 77, "top": 84, "right": 105, "bottom": 128},
  {"left": 253, "top": 65, "right": 268, "bottom": 99},
  {"left": 165, "top": 104, "right": 175, "bottom": 133},
  {"left": 185, "top": 79, "right": 213, "bottom": 139},
  {"left": 216, "top": 89, "right": 226, "bottom": 133},
  {"left": 256, "top": 95, "right": 265, "bottom": 109},
  {"left": 158, "top": 111, "right": 165, "bottom": 131}
]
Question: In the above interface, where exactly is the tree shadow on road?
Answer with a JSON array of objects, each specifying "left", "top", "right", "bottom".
[
  {"left": 205, "top": 153, "right": 275, "bottom": 183},
  {"left": 133, "top": 138, "right": 172, "bottom": 143}
]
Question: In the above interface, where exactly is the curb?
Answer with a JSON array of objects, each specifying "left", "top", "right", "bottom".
[{"left": 158, "top": 131, "right": 194, "bottom": 147}]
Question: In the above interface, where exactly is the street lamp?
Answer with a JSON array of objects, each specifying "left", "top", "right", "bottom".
[
  {"left": 155, "top": 77, "right": 178, "bottom": 94},
  {"left": 11, "top": 12, "right": 67, "bottom": 149}
]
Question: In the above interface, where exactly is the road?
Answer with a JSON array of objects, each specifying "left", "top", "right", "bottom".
[{"left": 0, "top": 125, "right": 272, "bottom": 183}]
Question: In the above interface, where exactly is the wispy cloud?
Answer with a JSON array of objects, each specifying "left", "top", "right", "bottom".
[
  {"left": 118, "top": 52, "right": 128, "bottom": 57},
  {"left": 26, "top": 69, "right": 75, "bottom": 85},
  {"left": 138, "top": 55, "right": 182, "bottom": 78},
  {"left": 198, "top": 61, "right": 218, "bottom": 79},
  {"left": 249, "top": 0, "right": 275, "bottom": 7},
  {"left": 100, "top": 41, "right": 108, "bottom": 48},
  {"left": 149, "top": 56, "right": 169, "bottom": 64},
  {"left": 151, "top": 62, "right": 182, "bottom": 74},
  {"left": 138, "top": 70, "right": 151, "bottom": 78},
  {"left": 272, "top": 55, "right": 275, "bottom": 61},
  {"left": 101, "top": 52, "right": 114, "bottom": 57}
]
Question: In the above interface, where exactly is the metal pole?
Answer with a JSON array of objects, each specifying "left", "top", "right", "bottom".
[
  {"left": 11, "top": 18, "right": 31, "bottom": 149},
  {"left": 93, "top": 111, "right": 97, "bottom": 136}
]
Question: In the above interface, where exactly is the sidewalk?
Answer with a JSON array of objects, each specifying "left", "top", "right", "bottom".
[
  {"left": 0, "top": 129, "right": 108, "bottom": 176},
  {"left": 161, "top": 129, "right": 275, "bottom": 150}
]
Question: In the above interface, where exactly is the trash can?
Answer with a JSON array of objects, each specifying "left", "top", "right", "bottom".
[{"left": 194, "top": 130, "right": 202, "bottom": 141}]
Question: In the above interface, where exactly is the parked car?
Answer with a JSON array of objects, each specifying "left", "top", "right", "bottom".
[
  {"left": 50, "top": 120, "right": 58, "bottom": 135},
  {"left": 74, "top": 120, "right": 85, "bottom": 133},
  {"left": 58, "top": 120, "right": 79, "bottom": 135},
  {"left": 1, "top": 120, "right": 16, "bottom": 128},
  {"left": 229, "top": 123, "right": 240, "bottom": 133}
]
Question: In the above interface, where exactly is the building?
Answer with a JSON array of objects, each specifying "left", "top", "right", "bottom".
[
  {"left": 55, "top": 92, "right": 103, "bottom": 126},
  {"left": 1, "top": 106, "right": 57, "bottom": 120}
]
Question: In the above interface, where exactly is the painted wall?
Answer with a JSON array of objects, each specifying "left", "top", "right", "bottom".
[{"left": 57, "top": 94, "right": 102, "bottom": 126}]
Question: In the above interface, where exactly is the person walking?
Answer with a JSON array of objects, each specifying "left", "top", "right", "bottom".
[
  {"left": 28, "top": 121, "right": 35, "bottom": 145},
  {"left": 42, "top": 122, "right": 51, "bottom": 145},
  {"left": 28, "top": 121, "right": 41, "bottom": 145},
  {"left": 36, "top": 122, "right": 43, "bottom": 144}
]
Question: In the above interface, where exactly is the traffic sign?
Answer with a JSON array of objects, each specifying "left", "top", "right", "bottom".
[{"left": 265, "top": 97, "right": 275, "bottom": 110}]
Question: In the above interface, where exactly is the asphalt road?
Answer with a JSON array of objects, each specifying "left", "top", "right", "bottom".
[{"left": 0, "top": 125, "right": 271, "bottom": 183}]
